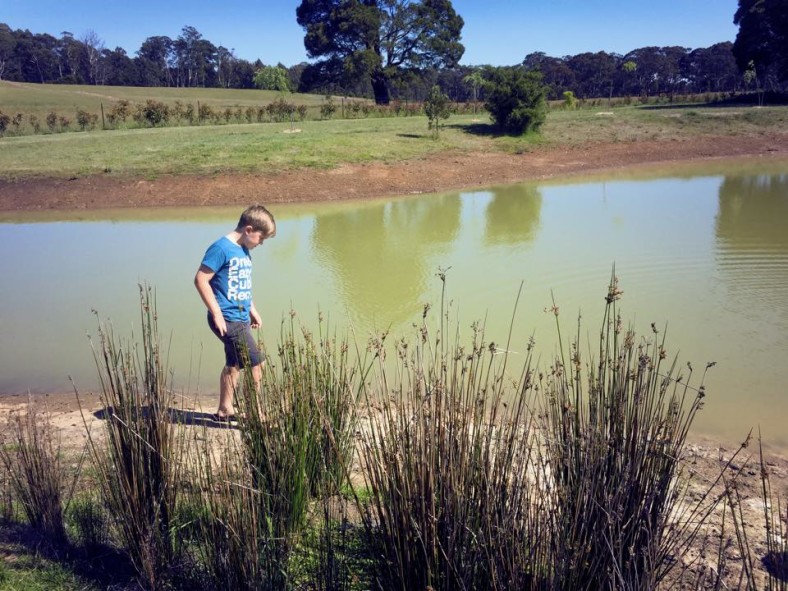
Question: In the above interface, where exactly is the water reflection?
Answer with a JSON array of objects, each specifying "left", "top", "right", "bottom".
[
  {"left": 483, "top": 184, "right": 542, "bottom": 246},
  {"left": 716, "top": 175, "right": 788, "bottom": 303},
  {"left": 2, "top": 161, "right": 788, "bottom": 448},
  {"left": 312, "top": 193, "right": 462, "bottom": 327}
]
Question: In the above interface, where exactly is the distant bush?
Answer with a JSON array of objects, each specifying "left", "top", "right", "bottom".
[
  {"left": 141, "top": 99, "right": 169, "bottom": 127},
  {"left": 171, "top": 100, "right": 185, "bottom": 123},
  {"left": 484, "top": 67, "right": 547, "bottom": 135},
  {"left": 0, "top": 111, "right": 10, "bottom": 136},
  {"left": 198, "top": 103, "right": 214, "bottom": 122},
  {"left": 46, "top": 112, "right": 58, "bottom": 132},
  {"left": 184, "top": 102, "right": 196, "bottom": 124},
  {"left": 320, "top": 95, "right": 337, "bottom": 119},
  {"left": 563, "top": 90, "right": 578, "bottom": 110},
  {"left": 267, "top": 97, "right": 296, "bottom": 122},
  {"left": 110, "top": 99, "right": 131, "bottom": 123},
  {"left": 76, "top": 109, "right": 98, "bottom": 131}
]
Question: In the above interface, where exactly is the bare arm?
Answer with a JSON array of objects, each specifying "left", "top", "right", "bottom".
[
  {"left": 194, "top": 265, "right": 227, "bottom": 336},
  {"left": 249, "top": 302, "right": 262, "bottom": 329}
]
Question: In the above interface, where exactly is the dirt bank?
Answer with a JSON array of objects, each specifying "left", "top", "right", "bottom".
[{"left": 1, "top": 133, "right": 787, "bottom": 211}]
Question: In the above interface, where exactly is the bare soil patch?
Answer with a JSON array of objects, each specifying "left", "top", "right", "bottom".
[{"left": 1, "top": 134, "right": 787, "bottom": 211}]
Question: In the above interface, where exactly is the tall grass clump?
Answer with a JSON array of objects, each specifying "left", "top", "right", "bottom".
[
  {"left": 78, "top": 284, "right": 185, "bottom": 590},
  {"left": 357, "top": 271, "right": 720, "bottom": 590},
  {"left": 720, "top": 433, "right": 788, "bottom": 590},
  {"left": 0, "top": 403, "right": 78, "bottom": 554},
  {"left": 192, "top": 312, "right": 361, "bottom": 589},
  {"left": 542, "top": 273, "right": 717, "bottom": 590},
  {"left": 356, "top": 276, "right": 551, "bottom": 590}
]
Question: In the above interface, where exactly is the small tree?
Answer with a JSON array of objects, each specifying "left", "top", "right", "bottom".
[
  {"left": 484, "top": 67, "right": 547, "bottom": 135},
  {"left": 562, "top": 90, "right": 578, "bottom": 110},
  {"left": 254, "top": 65, "right": 291, "bottom": 92},
  {"left": 424, "top": 85, "right": 451, "bottom": 138},
  {"left": 463, "top": 71, "right": 484, "bottom": 113}
]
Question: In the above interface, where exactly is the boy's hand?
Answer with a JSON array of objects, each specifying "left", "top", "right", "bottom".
[
  {"left": 250, "top": 308, "right": 262, "bottom": 329},
  {"left": 212, "top": 312, "right": 228, "bottom": 336}
]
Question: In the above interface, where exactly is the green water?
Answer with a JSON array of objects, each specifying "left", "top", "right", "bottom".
[{"left": 1, "top": 159, "right": 787, "bottom": 446}]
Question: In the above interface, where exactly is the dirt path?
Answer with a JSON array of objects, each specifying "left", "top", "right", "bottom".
[{"left": 1, "top": 133, "right": 787, "bottom": 211}]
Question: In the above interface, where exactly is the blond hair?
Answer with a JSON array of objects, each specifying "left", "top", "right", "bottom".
[{"left": 236, "top": 205, "right": 275, "bottom": 235}]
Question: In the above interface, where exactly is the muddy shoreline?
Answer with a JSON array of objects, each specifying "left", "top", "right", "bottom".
[{"left": 1, "top": 133, "right": 787, "bottom": 211}]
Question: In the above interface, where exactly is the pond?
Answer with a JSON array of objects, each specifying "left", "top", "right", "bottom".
[{"left": 1, "top": 157, "right": 787, "bottom": 447}]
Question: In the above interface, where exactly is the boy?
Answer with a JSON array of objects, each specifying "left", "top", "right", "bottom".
[{"left": 194, "top": 205, "right": 276, "bottom": 422}]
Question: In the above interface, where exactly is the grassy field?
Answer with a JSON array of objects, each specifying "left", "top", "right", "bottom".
[
  {"left": 0, "top": 82, "right": 329, "bottom": 118},
  {"left": 1, "top": 81, "right": 787, "bottom": 180}
]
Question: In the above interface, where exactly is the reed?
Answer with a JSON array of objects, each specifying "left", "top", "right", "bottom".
[
  {"left": 77, "top": 284, "right": 186, "bottom": 590},
  {"left": 355, "top": 271, "right": 723, "bottom": 590},
  {"left": 542, "top": 272, "right": 715, "bottom": 590},
  {"left": 0, "top": 403, "right": 77, "bottom": 554},
  {"left": 191, "top": 434, "right": 289, "bottom": 590},
  {"left": 721, "top": 433, "right": 788, "bottom": 590},
  {"left": 191, "top": 312, "right": 361, "bottom": 589},
  {"left": 356, "top": 277, "right": 550, "bottom": 589}
]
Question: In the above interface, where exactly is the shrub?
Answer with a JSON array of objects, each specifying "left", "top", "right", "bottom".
[
  {"left": 267, "top": 97, "right": 296, "bottom": 122},
  {"left": 110, "top": 99, "right": 131, "bottom": 123},
  {"left": 58, "top": 116, "right": 71, "bottom": 131},
  {"left": 141, "top": 99, "right": 169, "bottom": 126},
  {"left": 76, "top": 109, "right": 97, "bottom": 131},
  {"left": 184, "top": 102, "right": 196, "bottom": 124},
  {"left": 320, "top": 95, "right": 337, "bottom": 119},
  {"left": 29, "top": 114, "right": 41, "bottom": 133},
  {"left": 46, "top": 112, "right": 58, "bottom": 132},
  {"left": 484, "top": 67, "right": 547, "bottom": 135},
  {"left": 0, "top": 111, "right": 10, "bottom": 136},
  {"left": 171, "top": 100, "right": 184, "bottom": 123},
  {"left": 198, "top": 102, "right": 214, "bottom": 122}
]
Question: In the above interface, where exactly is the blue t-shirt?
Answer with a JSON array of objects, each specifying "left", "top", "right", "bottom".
[{"left": 200, "top": 236, "right": 254, "bottom": 323}]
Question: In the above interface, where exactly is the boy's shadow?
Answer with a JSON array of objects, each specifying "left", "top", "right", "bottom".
[{"left": 93, "top": 406, "right": 238, "bottom": 429}]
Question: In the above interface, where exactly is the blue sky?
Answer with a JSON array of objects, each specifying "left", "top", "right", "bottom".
[{"left": 3, "top": 0, "right": 740, "bottom": 66}]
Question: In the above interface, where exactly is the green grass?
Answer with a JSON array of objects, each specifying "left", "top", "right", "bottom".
[
  {"left": 0, "top": 555, "right": 98, "bottom": 591},
  {"left": 0, "top": 82, "right": 328, "bottom": 120},
  {"left": 0, "top": 115, "right": 486, "bottom": 179},
  {"left": 2, "top": 82, "right": 787, "bottom": 182}
]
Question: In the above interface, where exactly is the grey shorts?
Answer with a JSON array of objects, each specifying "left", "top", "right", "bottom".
[{"left": 207, "top": 315, "right": 264, "bottom": 368}]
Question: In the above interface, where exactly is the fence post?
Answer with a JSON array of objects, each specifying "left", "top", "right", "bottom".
[{"left": 100, "top": 103, "right": 105, "bottom": 130}]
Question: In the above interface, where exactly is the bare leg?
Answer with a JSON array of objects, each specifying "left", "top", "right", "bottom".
[{"left": 217, "top": 365, "right": 240, "bottom": 417}]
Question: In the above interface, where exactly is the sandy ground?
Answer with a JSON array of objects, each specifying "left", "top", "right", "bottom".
[
  {"left": 1, "top": 389, "right": 787, "bottom": 587},
  {"left": 2, "top": 134, "right": 787, "bottom": 584}
]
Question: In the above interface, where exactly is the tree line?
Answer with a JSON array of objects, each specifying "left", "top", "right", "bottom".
[{"left": 0, "top": 0, "right": 785, "bottom": 102}]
